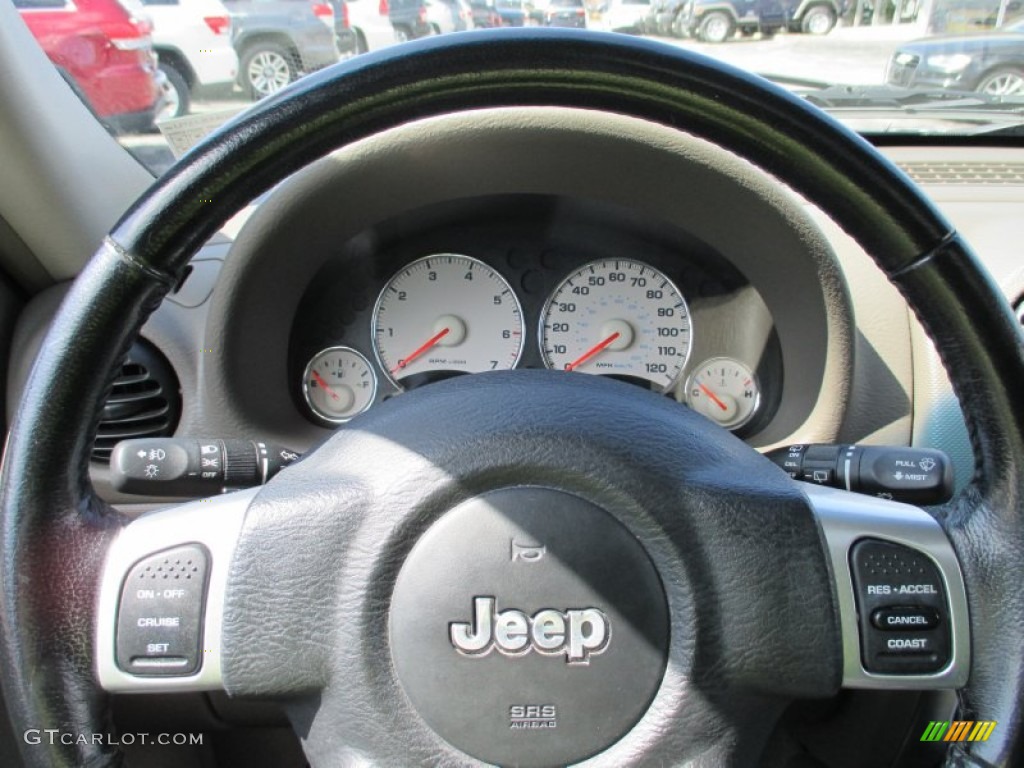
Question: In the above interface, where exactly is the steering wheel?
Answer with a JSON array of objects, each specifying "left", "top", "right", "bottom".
[{"left": 2, "top": 29, "right": 1022, "bottom": 768}]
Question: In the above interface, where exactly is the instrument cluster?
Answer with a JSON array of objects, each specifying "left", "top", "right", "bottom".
[{"left": 292, "top": 240, "right": 780, "bottom": 438}]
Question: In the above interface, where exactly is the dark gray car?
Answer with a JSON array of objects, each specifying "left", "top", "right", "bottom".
[
  {"left": 225, "top": 0, "right": 340, "bottom": 98},
  {"left": 887, "top": 19, "right": 1024, "bottom": 96}
]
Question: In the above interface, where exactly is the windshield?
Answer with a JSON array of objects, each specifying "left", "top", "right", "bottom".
[{"left": 12, "top": 0, "right": 1024, "bottom": 175}]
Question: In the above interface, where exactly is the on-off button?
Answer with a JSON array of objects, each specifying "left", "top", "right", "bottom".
[{"left": 872, "top": 607, "right": 940, "bottom": 631}]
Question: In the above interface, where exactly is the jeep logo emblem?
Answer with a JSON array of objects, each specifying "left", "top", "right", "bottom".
[{"left": 449, "top": 597, "right": 610, "bottom": 664}]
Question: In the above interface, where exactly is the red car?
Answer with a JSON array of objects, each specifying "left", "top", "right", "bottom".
[{"left": 15, "top": 0, "right": 164, "bottom": 133}]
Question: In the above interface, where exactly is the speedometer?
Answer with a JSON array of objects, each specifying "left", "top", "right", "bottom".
[
  {"left": 373, "top": 254, "right": 524, "bottom": 387},
  {"left": 539, "top": 259, "right": 692, "bottom": 388}
]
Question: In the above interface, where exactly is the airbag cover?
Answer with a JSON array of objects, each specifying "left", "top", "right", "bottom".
[{"left": 390, "top": 486, "right": 668, "bottom": 767}]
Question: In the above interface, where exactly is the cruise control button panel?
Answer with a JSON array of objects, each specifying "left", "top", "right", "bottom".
[
  {"left": 850, "top": 539, "right": 950, "bottom": 674},
  {"left": 116, "top": 545, "right": 209, "bottom": 676}
]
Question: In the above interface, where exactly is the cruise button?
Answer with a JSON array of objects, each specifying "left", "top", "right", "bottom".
[{"left": 871, "top": 606, "right": 940, "bottom": 632}]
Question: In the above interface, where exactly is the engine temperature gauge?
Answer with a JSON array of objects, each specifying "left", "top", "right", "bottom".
[
  {"left": 302, "top": 346, "right": 377, "bottom": 424},
  {"left": 685, "top": 357, "right": 760, "bottom": 431}
]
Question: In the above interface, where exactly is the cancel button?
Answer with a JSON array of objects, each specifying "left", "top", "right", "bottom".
[{"left": 871, "top": 606, "right": 940, "bottom": 632}]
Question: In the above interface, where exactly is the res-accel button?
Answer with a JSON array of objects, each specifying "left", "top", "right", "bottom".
[{"left": 115, "top": 545, "right": 209, "bottom": 676}]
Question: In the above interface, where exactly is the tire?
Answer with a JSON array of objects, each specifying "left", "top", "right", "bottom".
[
  {"left": 977, "top": 67, "right": 1024, "bottom": 96},
  {"left": 241, "top": 43, "right": 297, "bottom": 100},
  {"left": 157, "top": 63, "right": 190, "bottom": 121},
  {"left": 697, "top": 11, "right": 734, "bottom": 42},
  {"left": 394, "top": 26, "right": 411, "bottom": 42},
  {"left": 800, "top": 4, "right": 836, "bottom": 34}
]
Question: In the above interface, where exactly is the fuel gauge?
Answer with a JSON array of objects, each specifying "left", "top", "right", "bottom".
[
  {"left": 302, "top": 346, "right": 377, "bottom": 424},
  {"left": 685, "top": 357, "right": 760, "bottom": 431}
]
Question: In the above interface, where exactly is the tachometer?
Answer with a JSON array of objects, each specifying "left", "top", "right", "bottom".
[
  {"left": 540, "top": 259, "right": 692, "bottom": 388},
  {"left": 373, "top": 254, "right": 524, "bottom": 387}
]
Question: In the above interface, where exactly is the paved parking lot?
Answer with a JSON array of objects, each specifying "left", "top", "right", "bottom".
[{"left": 120, "top": 25, "right": 916, "bottom": 176}]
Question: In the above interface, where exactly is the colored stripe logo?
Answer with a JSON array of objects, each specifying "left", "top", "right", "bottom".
[{"left": 920, "top": 721, "right": 997, "bottom": 742}]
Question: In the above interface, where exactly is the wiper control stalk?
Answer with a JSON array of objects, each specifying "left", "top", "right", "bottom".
[{"left": 766, "top": 444, "right": 954, "bottom": 504}]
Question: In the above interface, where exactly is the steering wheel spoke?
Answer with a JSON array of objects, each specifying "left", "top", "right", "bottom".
[{"left": 95, "top": 488, "right": 256, "bottom": 693}]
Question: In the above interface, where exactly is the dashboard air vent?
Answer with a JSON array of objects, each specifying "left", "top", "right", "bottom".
[
  {"left": 91, "top": 342, "right": 180, "bottom": 463},
  {"left": 898, "top": 162, "right": 1024, "bottom": 186}
]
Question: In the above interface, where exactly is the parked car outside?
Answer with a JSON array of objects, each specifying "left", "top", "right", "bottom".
[
  {"left": 332, "top": 0, "right": 397, "bottom": 54},
  {"left": 675, "top": 0, "right": 844, "bottom": 42},
  {"left": 224, "top": 0, "right": 340, "bottom": 98},
  {"left": 601, "top": 0, "right": 650, "bottom": 31},
  {"left": 13, "top": 0, "right": 164, "bottom": 132},
  {"left": 389, "top": 0, "right": 435, "bottom": 39},
  {"left": 541, "top": 0, "right": 587, "bottom": 25},
  {"left": 887, "top": 18, "right": 1024, "bottom": 95},
  {"left": 140, "top": 0, "right": 238, "bottom": 119}
]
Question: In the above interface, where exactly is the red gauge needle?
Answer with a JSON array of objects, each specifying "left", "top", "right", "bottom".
[
  {"left": 698, "top": 382, "right": 729, "bottom": 412},
  {"left": 565, "top": 332, "right": 620, "bottom": 372},
  {"left": 310, "top": 370, "right": 340, "bottom": 401},
  {"left": 392, "top": 327, "right": 451, "bottom": 375}
]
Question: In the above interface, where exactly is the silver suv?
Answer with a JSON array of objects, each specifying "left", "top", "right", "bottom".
[{"left": 225, "top": 0, "right": 340, "bottom": 98}]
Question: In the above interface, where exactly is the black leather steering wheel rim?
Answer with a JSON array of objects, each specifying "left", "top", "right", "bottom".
[{"left": 2, "top": 28, "right": 1022, "bottom": 767}]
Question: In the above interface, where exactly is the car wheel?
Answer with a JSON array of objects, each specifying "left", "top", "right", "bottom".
[
  {"left": 800, "top": 4, "right": 836, "bottom": 34},
  {"left": 977, "top": 67, "right": 1024, "bottom": 96},
  {"left": 697, "top": 11, "right": 733, "bottom": 42},
  {"left": 394, "top": 26, "right": 411, "bottom": 41},
  {"left": 157, "top": 63, "right": 190, "bottom": 121},
  {"left": 242, "top": 43, "right": 297, "bottom": 99}
]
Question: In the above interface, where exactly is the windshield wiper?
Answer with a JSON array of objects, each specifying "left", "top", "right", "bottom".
[
  {"left": 773, "top": 84, "right": 1024, "bottom": 136},
  {"left": 802, "top": 85, "right": 1024, "bottom": 112}
]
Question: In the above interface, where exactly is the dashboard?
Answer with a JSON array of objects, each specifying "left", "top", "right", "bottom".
[{"left": 8, "top": 108, "right": 1023, "bottom": 511}]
